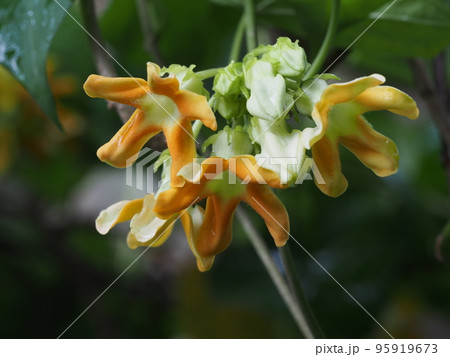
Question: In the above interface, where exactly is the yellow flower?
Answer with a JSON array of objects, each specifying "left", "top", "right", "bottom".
[
  {"left": 153, "top": 157, "right": 290, "bottom": 270},
  {"left": 96, "top": 193, "right": 214, "bottom": 272},
  {"left": 306, "top": 74, "right": 419, "bottom": 197},
  {"left": 83, "top": 62, "right": 217, "bottom": 186}
]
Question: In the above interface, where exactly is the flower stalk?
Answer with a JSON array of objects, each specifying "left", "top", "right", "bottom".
[
  {"left": 230, "top": 15, "right": 246, "bottom": 62},
  {"left": 237, "top": 208, "right": 319, "bottom": 338},
  {"left": 305, "top": 0, "right": 341, "bottom": 79},
  {"left": 279, "top": 243, "right": 324, "bottom": 338},
  {"left": 244, "top": 0, "right": 257, "bottom": 51}
]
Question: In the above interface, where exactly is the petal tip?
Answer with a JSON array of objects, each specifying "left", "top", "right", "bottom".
[{"left": 371, "top": 73, "right": 386, "bottom": 84}]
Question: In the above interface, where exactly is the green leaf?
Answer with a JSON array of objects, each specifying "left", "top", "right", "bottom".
[
  {"left": 337, "top": 0, "right": 450, "bottom": 58},
  {"left": 0, "top": 0, "right": 73, "bottom": 127},
  {"left": 313, "top": 73, "right": 340, "bottom": 81}
]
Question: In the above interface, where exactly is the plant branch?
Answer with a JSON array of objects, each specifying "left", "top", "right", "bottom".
[
  {"left": 135, "top": 0, "right": 163, "bottom": 64},
  {"left": 237, "top": 207, "right": 321, "bottom": 338},
  {"left": 80, "top": 0, "right": 131, "bottom": 123},
  {"left": 229, "top": 15, "right": 246, "bottom": 62},
  {"left": 433, "top": 53, "right": 449, "bottom": 112},
  {"left": 244, "top": 0, "right": 257, "bottom": 51},
  {"left": 80, "top": 0, "right": 166, "bottom": 151},
  {"left": 196, "top": 68, "right": 221, "bottom": 80},
  {"left": 279, "top": 243, "right": 324, "bottom": 338},
  {"left": 410, "top": 59, "right": 450, "bottom": 146},
  {"left": 305, "top": 0, "right": 341, "bottom": 79},
  {"left": 410, "top": 58, "right": 450, "bottom": 195}
]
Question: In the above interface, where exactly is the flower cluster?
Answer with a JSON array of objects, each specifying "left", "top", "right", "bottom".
[{"left": 85, "top": 37, "right": 419, "bottom": 271}]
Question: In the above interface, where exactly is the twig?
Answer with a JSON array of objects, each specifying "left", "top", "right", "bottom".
[
  {"left": 135, "top": 0, "right": 163, "bottom": 64},
  {"left": 410, "top": 59, "right": 450, "bottom": 149},
  {"left": 237, "top": 207, "right": 321, "bottom": 338},
  {"left": 80, "top": 0, "right": 130, "bottom": 123},
  {"left": 433, "top": 53, "right": 449, "bottom": 112},
  {"left": 279, "top": 243, "right": 324, "bottom": 338}
]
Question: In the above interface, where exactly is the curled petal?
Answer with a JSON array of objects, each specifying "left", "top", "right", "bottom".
[
  {"left": 341, "top": 116, "right": 399, "bottom": 177},
  {"left": 355, "top": 86, "right": 420, "bottom": 119},
  {"left": 231, "top": 155, "right": 287, "bottom": 189},
  {"left": 127, "top": 220, "right": 175, "bottom": 249},
  {"left": 244, "top": 184, "right": 290, "bottom": 247},
  {"left": 97, "top": 109, "right": 160, "bottom": 168},
  {"left": 196, "top": 196, "right": 240, "bottom": 258},
  {"left": 177, "top": 157, "right": 227, "bottom": 184},
  {"left": 83, "top": 75, "right": 147, "bottom": 106},
  {"left": 146, "top": 62, "right": 179, "bottom": 97},
  {"left": 163, "top": 121, "right": 198, "bottom": 187},
  {"left": 129, "top": 195, "right": 178, "bottom": 248},
  {"left": 153, "top": 183, "right": 205, "bottom": 219},
  {"left": 180, "top": 206, "right": 215, "bottom": 272},
  {"left": 306, "top": 74, "right": 386, "bottom": 148},
  {"left": 95, "top": 199, "right": 144, "bottom": 235},
  {"left": 175, "top": 90, "right": 217, "bottom": 130},
  {"left": 311, "top": 136, "right": 348, "bottom": 197}
]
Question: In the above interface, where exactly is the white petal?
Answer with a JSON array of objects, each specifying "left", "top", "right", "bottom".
[{"left": 95, "top": 200, "right": 132, "bottom": 235}]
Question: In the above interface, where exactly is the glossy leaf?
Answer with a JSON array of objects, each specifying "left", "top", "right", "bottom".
[{"left": 0, "top": 0, "right": 73, "bottom": 127}]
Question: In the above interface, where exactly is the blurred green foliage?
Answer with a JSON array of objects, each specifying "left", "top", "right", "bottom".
[
  {"left": 0, "top": 0, "right": 449, "bottom": 339},
  {"left": 0, "top": 0, "right": 73, "bottom": 127}
]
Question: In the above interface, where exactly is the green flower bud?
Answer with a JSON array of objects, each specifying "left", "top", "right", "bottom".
[
  {"left": 203, "top": 125, "right": 253, "bottom": 159},
  {"left": 213, "top": 61, "right": 244, "bottom": 97},
  {"left": 262, "top": 37, "right": 308, "bottom": 78},
  {"left": 161, "top": 64, "right": 209, "bottom": 97},
  {"left": 210, "top": 94, "right": 246, "bottom": 120}
]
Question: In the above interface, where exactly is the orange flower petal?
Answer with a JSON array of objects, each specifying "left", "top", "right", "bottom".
[
  {"left": 146, "top": 62, "right": 180, "bottom": 98},
  {"left": 244, "top": 184, "right": 290, "bottom": 247},
  {"left": 180, "top": 206, "right": 215, "bottom": 272},
  {"left": 97, "top": 109, "right": 160, "bottom": 168},
  {"left": 231, "top": 155, "right": 287, "bottom": 189},
  {"left": 341, "top": 116, "right": 399, "bottom": 177},
  {"left": 308, "top": 74, "right": 386, "bottom": 148},
  {"left": 355, "top": 86, "right": 420, "bottom": 119},
  {"left": 196, "top": 196, "right": 240, "bottom": 258},
  {"left": 311, "top": 135, "right": 348, "bottom": 197},
  {"left": 163, "top": 120, "right": 198, "bottom": 187},
  {"left": 175, "top": 90, "right": 217, "bottom": 130},
  {"left": 153, "top": 182, "right": 205, "bottom": 219},
  {"left": 83, "top": 75, "right": 148, "bottom": 106}
]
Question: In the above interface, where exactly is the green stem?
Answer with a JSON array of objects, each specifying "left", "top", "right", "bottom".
[
  {"left": 305, "top": 0, "right": 340, "bottom": 79},
  {"left": 237, "top": 207, "right": 320, "bottom": 338},
  {"left": 192, "top": 120, "right": 203, "bottom": 139},
  {"left": 244, "top": 0, "right": 257, "bottom": 51},
  {"left": 279, "top": 243, "right": 324, "bottom": 338},
  {"left": 229, "top": 15, "right": 246, "bottom": 62},
  {"left": 196, "top": 68, "right": 221, "bottom": 80}
]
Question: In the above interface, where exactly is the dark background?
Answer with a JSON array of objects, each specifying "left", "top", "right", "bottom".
[{"left": 0, "top": 0, "right": 449, "bottom": 338}]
